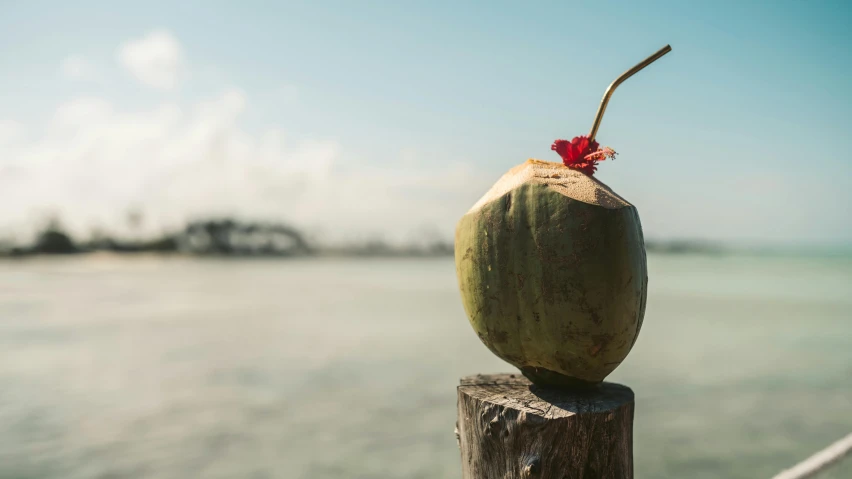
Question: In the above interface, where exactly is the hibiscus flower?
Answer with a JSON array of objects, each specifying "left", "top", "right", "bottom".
[{"left": 551, "top": 136, "right": 616, "bottom": 176}]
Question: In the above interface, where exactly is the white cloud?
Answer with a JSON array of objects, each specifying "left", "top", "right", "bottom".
[
  {"left": 59, "top": 55, "right": 97, "bottom": 81},
  {"left": 0, "top": 88, "right": 487, "bottom": 244},
  {"left": 51, "top": 97, "right": 113, "bottom": 128},
  {"left": 0, "top": 29, "right": 491, "bottom": 244},
  {"left": 117, "top": 30, "right": 184, "bottom": 90},
  {"left": 0, "top": 120, "right": 25, "bottom": 145}
]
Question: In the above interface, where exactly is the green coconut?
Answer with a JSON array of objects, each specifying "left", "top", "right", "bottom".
[{"left": 454, "top": 159, "right": 648, "bottom": 388}]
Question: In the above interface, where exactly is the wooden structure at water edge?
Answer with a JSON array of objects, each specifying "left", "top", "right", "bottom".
[
  {"left": 455, "top": 374, "right": 635, "bottom": 479},
  {"left": 455, "top": 375, "right": 852, "bottom": 478}
]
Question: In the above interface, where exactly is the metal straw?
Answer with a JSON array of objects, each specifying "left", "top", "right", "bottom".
[{"left": 588, "top": 45, "right": 672, "bottom": 142}]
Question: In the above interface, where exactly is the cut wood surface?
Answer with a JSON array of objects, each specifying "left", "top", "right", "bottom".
[{"left": 457, "top": 374, "right": 634, "bottom": 479}]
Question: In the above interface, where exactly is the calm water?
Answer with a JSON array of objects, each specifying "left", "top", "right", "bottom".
[{"left": 0, "top": 254, "right": 850, "bottom": 479}]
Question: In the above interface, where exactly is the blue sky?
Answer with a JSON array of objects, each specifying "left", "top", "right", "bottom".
[{"left": 1, "top": 0, "right": 850, "bottom": 246}]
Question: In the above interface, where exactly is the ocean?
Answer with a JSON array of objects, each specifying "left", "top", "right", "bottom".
[{"left": 1, "top": 254, "right": 850, "bottom": 478}]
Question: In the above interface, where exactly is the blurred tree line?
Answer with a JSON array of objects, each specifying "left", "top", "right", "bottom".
[{"left": 0, "top": 216, "right": 455, "bottom": 258}]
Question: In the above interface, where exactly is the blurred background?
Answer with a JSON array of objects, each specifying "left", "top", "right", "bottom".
[{"left": 1, "top": 1, "right": 851, "bottom": 478}]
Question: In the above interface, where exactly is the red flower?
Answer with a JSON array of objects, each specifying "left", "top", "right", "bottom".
[{"left": 551, "top": 136, "right": 615, "bottom": 176}]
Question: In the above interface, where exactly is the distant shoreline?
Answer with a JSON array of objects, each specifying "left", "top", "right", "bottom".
[
  {"left": 3, "top": 217, "right": 845, "bottom": 259},
  {"left": 0, "top": 218, "right": 455, "bottom": 259}
]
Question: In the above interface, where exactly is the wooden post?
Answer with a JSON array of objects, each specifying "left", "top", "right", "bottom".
[{"left": 456, "top": 374, "right": 635, "bottom": 479}]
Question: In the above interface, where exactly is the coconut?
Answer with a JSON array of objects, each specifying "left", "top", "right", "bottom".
[{"left": 454, "top": 159, "right": 647, "bottom": 387}]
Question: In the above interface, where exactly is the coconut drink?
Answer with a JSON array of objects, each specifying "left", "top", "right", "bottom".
[{"left": 455, "top": 46, "right": 671, "bottom": 388}]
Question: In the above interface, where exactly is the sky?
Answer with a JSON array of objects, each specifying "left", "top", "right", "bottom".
[{"left": 0, "top": 0, "right": 851, "bottom": 247}]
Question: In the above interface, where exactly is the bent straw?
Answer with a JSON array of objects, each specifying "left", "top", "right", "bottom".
[{"left": 588, "top": 45, "right": 672, "bottom": 142}]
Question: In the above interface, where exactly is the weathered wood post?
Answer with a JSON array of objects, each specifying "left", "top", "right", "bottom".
[{"left": 456, "top": 374, "right": 634, "bottom": 479}]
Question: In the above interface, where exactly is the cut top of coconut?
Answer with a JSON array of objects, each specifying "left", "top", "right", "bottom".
[{"left": 468, "top": 159, "right": 631, "bottom": 213}]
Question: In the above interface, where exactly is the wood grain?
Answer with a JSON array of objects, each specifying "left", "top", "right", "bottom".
[{"left": 457, "top": 374, "right": 634, "bottom": 479}]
